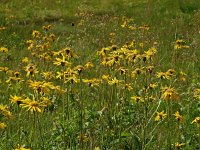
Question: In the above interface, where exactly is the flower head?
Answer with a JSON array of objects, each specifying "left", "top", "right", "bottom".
[{"left": 155, "top": 111, "right": 167, "bottom": 121}]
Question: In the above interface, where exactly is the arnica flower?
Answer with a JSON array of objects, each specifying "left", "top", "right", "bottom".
[
  {"left": 155, "top": 111, "right": 167, "bottom": 121},
  {"left": 61, "top": 47, "right": 78, "bottom": 58},
  {"left": 83, "top": 78, "right": 102, "bottom": 87},
  {"left": 0, "top": 105, "right": 13, "bottom": 119},
  {"left": 0, "top": 66, "right": 9, "bottom": 73},
  {"left": 194, "top": 89, "right": 200, "bottom": 99},
  {"left": 0, "top": 47, "right": 8, "bottom": 53},
  {"left": 174, "top": 142, "right": 185, "bottom": 149},
  {"left": 84, "top": 62, "right": 94, "bottom": 69},
  {"left": 108, "top": 77, "right": 123, "bottom": 86},
  {"left": 166, "top": 69, "right": 176, "bottom": 78},
  {"left": 174, "top": 39, "right": 189, "bottom": 50},
  {"left": 14, "top": 144, "right": 31, "bottom": 150},
  {"left": 191, "top": 117, "right": 200, "bottom": 127},
  {"left": 42, "top": 24, "right": 52, "bottom": 31},
  {"left": 179, "top": 71, "right": 187, "bottom": 82},
  {"left": 41, "top": 71, "right": 54, "bottom": 80},
  {"left": 20, "top": 97, "right": 46, "bottom": 113},
  {"left": 21, "top": 57, "right": 29, "bottom": 63},
  {"left": 54, "top": 55, "right": 71, "bottom": 67},
  {"left": 156, "top": 72, "right": 169, "bottom": 79},
  {"left": 131, "top": 96, "right": 144, "bottom": 103},
  {"left": 0, "top": 122, "right": 7, "bottom": 129},
  {"left": 24, "top": 64, "right": 39, "bottom": 77},
  {"left": 10, "top": 95, "right": 23, "bottom": 105},
  {"left": 32, "top": 30, "right": 40, "bottom": 38},
  {"left": 173, "top": 111, "right": 183, "bottom": 122},
  {"left": 162, "top": 87, "right": 179, "bottom": 100}
]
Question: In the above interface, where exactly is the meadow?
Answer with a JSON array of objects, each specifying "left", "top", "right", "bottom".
[{"left": 0, "top": 0, "right": 200, "bottom": 149}]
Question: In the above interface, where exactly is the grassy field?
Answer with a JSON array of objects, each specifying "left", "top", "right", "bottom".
[{"left": 0, "top": 0, "right": 200, "bottom": 149}]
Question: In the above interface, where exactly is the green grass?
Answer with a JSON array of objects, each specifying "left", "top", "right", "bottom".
[{"left": 0, "top": 0, "right": 200, "bottom": 149}]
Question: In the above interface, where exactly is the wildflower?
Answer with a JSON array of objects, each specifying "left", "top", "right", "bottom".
[
  {"left": 146, "top": 66, "right": 154, "bottom": 74},
  {"left": 0, "top": 66, "right": 9, "bottom": 73},
  {"left": 173, "top": 111, "right": 183, "bottom": 122},
  {"left": 21, "top": 57, "right": 29, "bottom": 63},
  {"left": 42, "top": 25, "right": 52, "bottom": 31},
  {"left": 138, "top": 25, "right": 149, "bottom": 30},
  {"left": 49, "top": 33, "right": 56, "bottom": 41},
  {"left": 40, "top": 97, "right": 52, "bottom": 106},
  {"left": 27, "top": 80, "right": 54, "bottom": 94},
  {"left": 156, "top": 72, "right": 168, "bottom": 79},
  {"left": 162, "top": 87, "right": 179, "bottom": 100},
  {"left": 144, "top": 47, "right": 157, "bottom": 60},
  {"left": 10, "top": 95, "right": 23, "bottom": 105},
  {"left": 83, "top": 78, "right": 102, "bottom": 87},
  {"left": 166, "top": 69, "right": 175, "bottom": 78},
  {"left": 41, "top": 71, "right": 54, "bottom": 80},
  {"left": 0, "top": 104, "right": 13, "bottom": 119},
  {"left": 65, "top": 75, "right": 79, "bottom": 84},
  {"left": 179, "top": 71, "right": 187, "bottom": 82},
  {"left": 121, "top": 83, "right": 133, "bottom": 91},
  {"left": 73, "top": 65, "right": 84, "bottom": 74},
  {"left": 155, "top": 111, "right": 167, "bottom": 121},
  {"left": 174, "top": 39, "right": 189, "bottom": 50},
  {"left": 117, "top": 67, "right": 129, "bottom": 75},
  {"left": 194, "top": 89, "right": 200, "bottom": 99},
  {"left": 131, "top": 96, "right": 144, "bottom": 103},
  {"left": 0, "top": 47, "right": 8, "bottom": 53},
  {"left": 24, "top": 64, "right": 39, "bottom": 77},
  {"left": 148, "top": 83, "right": 157, "bottom": 90},
  {"left": 0, "top": 122, "right": 7, "bottom": 129},
  {"left": 32, "top": 30, "right": 40, "bottom": 38},
  {"left": 53, "top": 56, "right": 71, "bottom": 67},
  {"left": 14, "top": 144, "right": 31, "bottom": 150},
  {"left": 102, "top": 74, "right": 110, "bottom": 81},
  {"left": 20, "top": 97, "right": 46, "bottom": 113},
  {"left": 191, "top": 117, "right": 200, "bottom": 127},
  {"left": 84, "top": 62, "right": 94, "bottom": 69},
  {"left": 174, "top": 142, "right": 185, "bottom": 149},
  {"left": 108, "top": 77, "right": 123, "bottom": 85},
  {"left": 61, "top": 47, "right": 78, "bottom": 58}
]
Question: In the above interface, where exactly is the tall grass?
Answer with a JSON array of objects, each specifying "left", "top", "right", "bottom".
[{"left": 0, "top": 0, "right": 200, "bottom": 149}]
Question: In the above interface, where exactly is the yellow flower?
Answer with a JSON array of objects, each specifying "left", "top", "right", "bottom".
[
  {"left": 14, "top": 144, "right": 31, "bottom": 150},
  {"left": 191, "top": 117, "right": 200, "bottom": 127},
  {"left": 41, "top": 71, "right": 54, "bottom": 80},
  {"left": 10, "top": 95, "right": 23, "bottom": 105},
  {"left": 194, "top": 89, "right": 200, "bottom": 99},
  {"left": 174, "top": 142, "right": 185, "bottom": 149},
  {"left": 162, "top": 87, "right": 179, "bottom": 100},
  {"left": 84, "top": 62, "right": 94, "bottom": 69},
  {"left": 83, "top": 78, "right": 102, "bottom": 87},
  {"left": 108, "top": 77, "right": 123, "bottom": 85},
  {"left": 20, "top": 97, "right": 46, "bottom": 113},
  {"left": 53, "top": 56, "right": 71, "bottom": 67},
  {"left": 173, "top": 111, "right": 183, "bottom": 122},
  {"left": 21, "top": 57, "right": 29, "bottom": 63},
  {"left": 42, "top": 25, "right": 52, "bottom": 31},
  {"left": 32, "top": 30, "right": 40, "bottom": 38},
  {"left": 155, "top": 111, "right": 167, "bottom": 121},
  {"left": 174, "top": 39, "right": 189, "bottom": 50},
  {"left": 0, "top": 122, "right": 7, "bottom": 129},
  {"left": 0, "top": 104, "right": 13, "bottom": 119},
  {"left": 24, "top": 64, "right": 39, "bottom": 77},
  {"left": 0, "top": 47, "right": 8, "bottom": 52},
  {"left": 156, "top": 72, "right": 168, "bottom": 79},
  {"left": 131, "top": 96, "right": 144, "bottom": 103},
  {"left": 0, "top": 66, "right": 9, "bottom": 73},
  {"left": 166, "top": 69, "right": 175, "bottom": 78}
]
